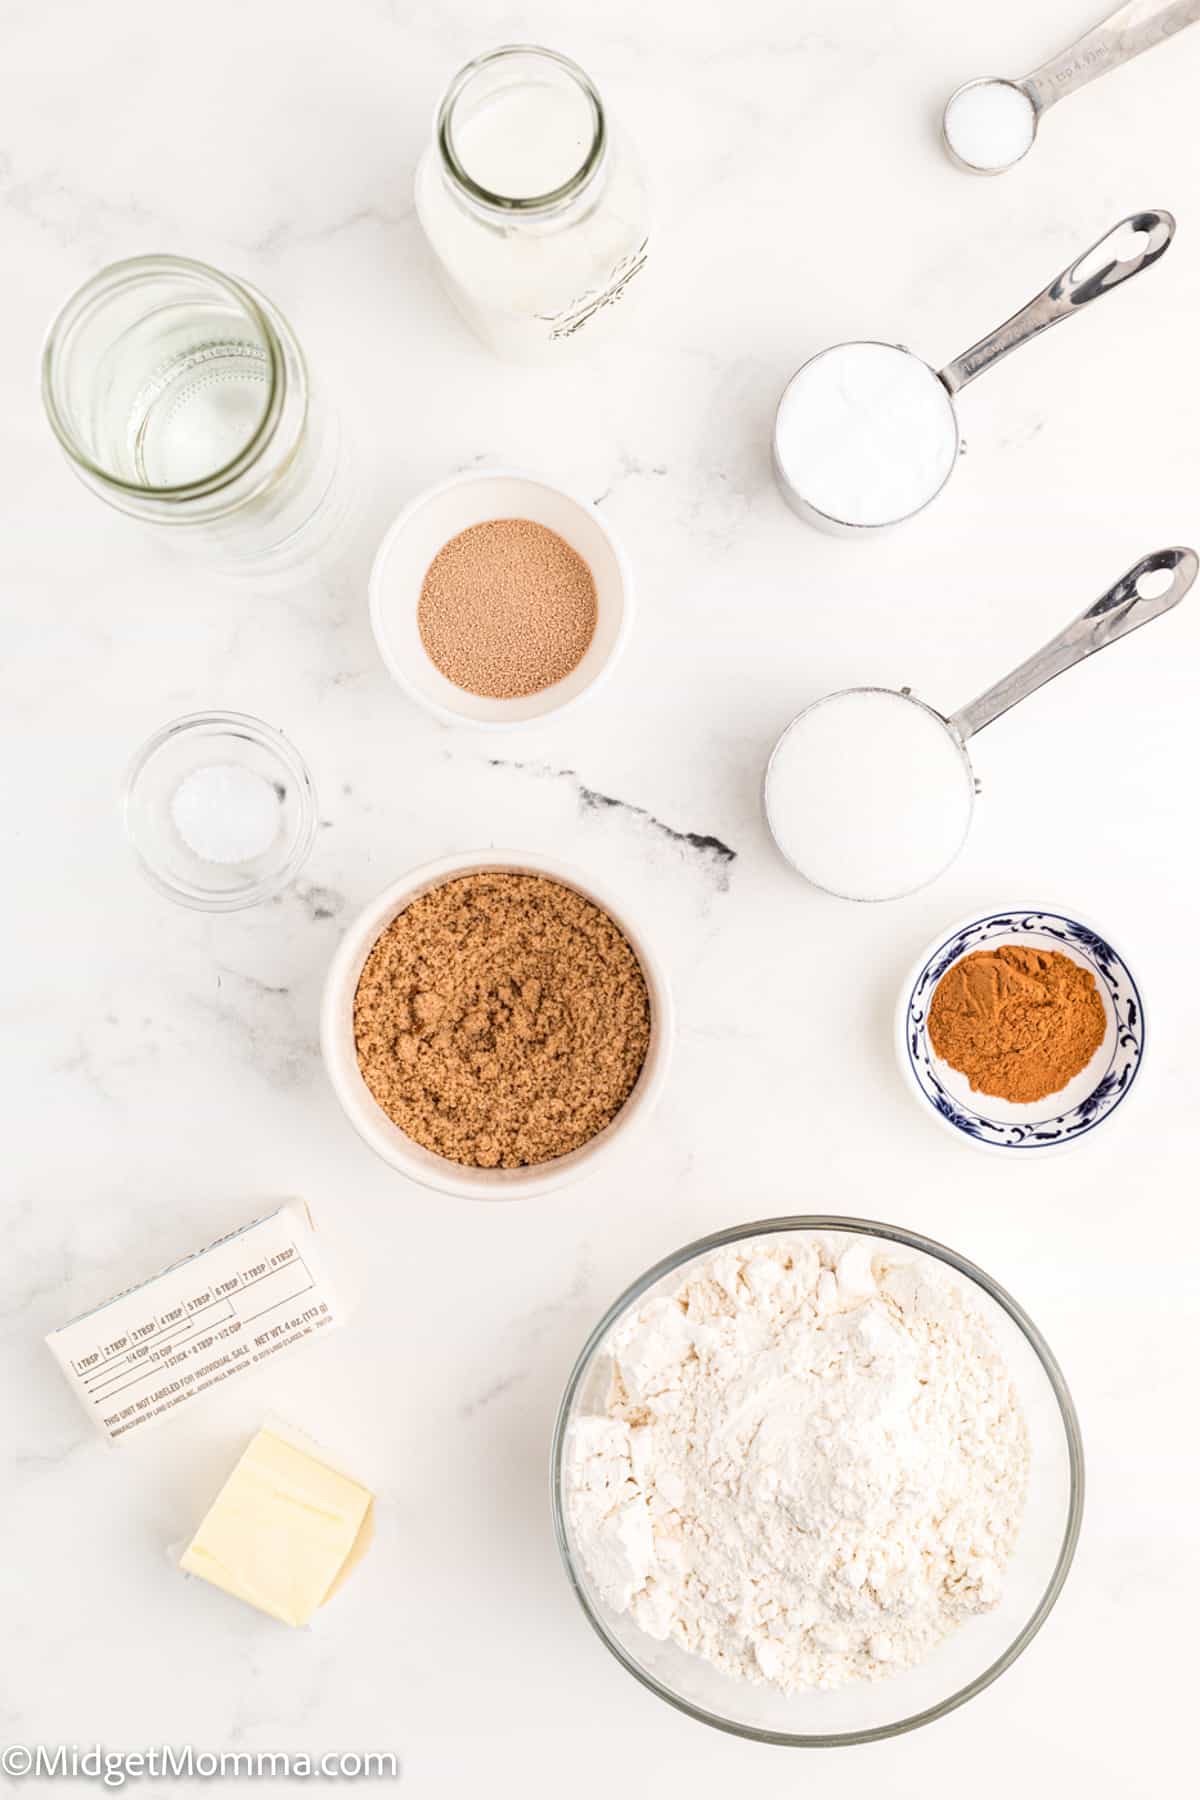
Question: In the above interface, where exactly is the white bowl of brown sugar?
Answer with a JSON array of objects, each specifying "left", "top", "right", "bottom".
[
  {"left": 320, "top": 851, "right": 673, "bottom": 1199},
  {"left": 368, "top": 470, "right": 633, "bottom": 728}
]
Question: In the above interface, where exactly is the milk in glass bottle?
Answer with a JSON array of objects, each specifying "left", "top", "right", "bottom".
[{"left": 415, "top": 46, "right": 651, "bottom": 362}]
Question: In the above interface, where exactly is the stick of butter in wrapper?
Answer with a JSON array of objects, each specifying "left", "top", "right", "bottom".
[
  {"left": 45, "top": 1200, "right": 344, "bottom": 1445},
  {"left": 180, "top": 1424, "right": 374, "bottom": 1627}
]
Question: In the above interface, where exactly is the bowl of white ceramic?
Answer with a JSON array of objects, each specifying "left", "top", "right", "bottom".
[
  {"left": 320, "top": 850, "right": 673, "bottom": 1199},
  {"left": 552, "top": 1216, "right": 1083, "bottom": 1745},
  {"left": 368, "top": 469, "right": 633, "bottom": 728},
  {"left": 896, "top": 908, "right": 1145, "bottom": 1153}
]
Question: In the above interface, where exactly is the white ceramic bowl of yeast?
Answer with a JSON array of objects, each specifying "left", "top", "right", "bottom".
[
  {"left": 320, "top": 850, "right": 674, "bottom": 1200},
  {"left": 368, "top": 469, "right": 633, "bottom": 728}
]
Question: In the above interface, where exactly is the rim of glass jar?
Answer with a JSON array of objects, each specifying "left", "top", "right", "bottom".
[
  {"left": 436, "top": 44, "right": 608, "bottom": 215},
  {"left": 550, "top": 1214, "right": 1085, "bottom": 1747},
  {"left": 41, "top": 253, "right": 286, "bottom": 502}
]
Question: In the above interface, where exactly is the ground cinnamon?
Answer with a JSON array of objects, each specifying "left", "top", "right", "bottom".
[{"left": 927, "top": 944, "right": 1106, "bottom": 1104}]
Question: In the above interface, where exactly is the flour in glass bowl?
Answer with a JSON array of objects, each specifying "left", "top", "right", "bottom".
[{"left": 566, "top": 1234, "right": 1030, "bottom": 1692}]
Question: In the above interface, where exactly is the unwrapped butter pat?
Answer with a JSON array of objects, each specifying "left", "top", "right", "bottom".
[{"left": 181, "top": 1427, "right": 374, "bottom": 1627}]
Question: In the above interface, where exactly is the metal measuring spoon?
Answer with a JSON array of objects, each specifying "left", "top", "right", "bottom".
[
  {"left": 943, "top": 1, "right": 1200, "bottom": 174},
  {"left": 772, "top": 210, "right": 1174, "bottom": 534},
  {"left": 764, "top": 546, "right": 1197, "bottom": 901}
]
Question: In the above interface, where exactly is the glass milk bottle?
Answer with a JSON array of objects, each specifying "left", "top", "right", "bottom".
[
  {"left": 41, "top": 254, "right": 352, "bottom": 575},
  {"left": 414, "top": 46, "right": 651, "bottom": 362}
]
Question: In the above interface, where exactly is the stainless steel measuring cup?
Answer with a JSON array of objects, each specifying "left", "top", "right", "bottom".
[
  {"left": 943, "top": 2, "right": 1200, "bottom": 175},
  {"left": 764, "top": 545, "right": 1197, "bottom": 900},
  {"left": 772, "top": 210, "right": 1174, "bottom": 533}
]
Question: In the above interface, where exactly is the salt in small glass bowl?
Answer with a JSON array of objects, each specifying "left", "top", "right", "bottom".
[
  {"left": 552, "top": 1215, "right": 1083, "bottom": 1746},
  {"left": 896, "top": 907, "right": 1146, "bottom": 1154},
  {"left": 123, "top": 710, "right": 317, "bottom": 911}
]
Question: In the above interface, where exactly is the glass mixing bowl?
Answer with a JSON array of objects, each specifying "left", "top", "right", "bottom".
[{"left": 551, "top": 1216, "right": 1083, "bottom": 1745}]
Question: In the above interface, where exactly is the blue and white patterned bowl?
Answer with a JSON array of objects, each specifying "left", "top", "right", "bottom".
[{"left": 896, "top": 909, "right": 1145, "bottom": 1153}]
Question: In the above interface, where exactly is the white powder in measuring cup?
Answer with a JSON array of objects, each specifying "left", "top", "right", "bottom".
[
  {"left": 171, "top": 763, "right": 280, "bottom": 865},
  {"left": 765, "top": 688, "right": 975, "bottom": 900},
  {"left": 943, "top": 81, "right": 1036, "bottom": 173},
  {"left": 774, "top": 343, "right": 959, "bottom": 527}
]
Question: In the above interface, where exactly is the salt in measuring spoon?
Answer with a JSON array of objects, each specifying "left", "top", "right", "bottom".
[
  {"left": 943, "top": 2, "right": 1200, "bottom": 176},
  {"left": 764, "top": 546, "right": 1197, "bottom": 901},
  {"left": 772, "top": 210, "right": 1173, "bottom": 534}
]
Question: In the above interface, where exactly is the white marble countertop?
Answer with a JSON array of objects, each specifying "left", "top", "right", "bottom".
[{"left": 3, "top": 1, "right": 1199, "bottom": 1794}]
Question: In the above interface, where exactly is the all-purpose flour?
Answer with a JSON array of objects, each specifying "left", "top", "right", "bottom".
[{"left": 566, "top": 1234, "right": 1029, "bottom": 1692}]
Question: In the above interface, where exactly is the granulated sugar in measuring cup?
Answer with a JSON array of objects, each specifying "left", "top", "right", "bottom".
[
  {"left": 764, "top": 547, "right": 1196, "bottom": 901},
  {"left": 772, "top": 211, "right": 1173, "bottom": 532},
  {"left": 943, "top": 2, "right": 1200, "bottom": 175},
  {"left": 767, "top": 689, "right": 976, "bottom": 901}
]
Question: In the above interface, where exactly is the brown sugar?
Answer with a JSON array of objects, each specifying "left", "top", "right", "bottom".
[
  {"left": 417, "top": 518, "right": 597, "bottom": 699},
  {"left": 927, "top": 944, "right": 1107, "bottom": 1104},
  {"left": 352, "top": 873, "right": 651, "bottom": 1168}
]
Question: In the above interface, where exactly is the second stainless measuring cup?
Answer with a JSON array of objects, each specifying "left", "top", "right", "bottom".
[
  {"left": 764, "top": 546, "right": 1197, "bottom": 901},
  {"left": 772, "top": 211, "right": 1174, "bottom": 533}
]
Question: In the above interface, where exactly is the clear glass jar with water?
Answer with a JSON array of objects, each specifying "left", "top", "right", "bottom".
[
  {"left": 41, "top": 255, "right": 351, "bottom": 574},
  {"left": 414, "top": 46, "right": 651, "bottom": 362}
]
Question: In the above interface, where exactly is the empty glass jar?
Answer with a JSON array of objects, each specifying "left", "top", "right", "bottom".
[
  {"left": 41, "top": 254, "right": 351, "bottom": 574},
  {"left": 414, "top": 46, "right": 651, "bottom": 362}
]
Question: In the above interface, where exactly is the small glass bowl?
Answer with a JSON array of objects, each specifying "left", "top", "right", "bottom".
[
  {"left": 552, "top": 1216, "right": 1084, "bottom": 1746},
  {"left": 123, "top": 711, "right": 316, "bottom": 911}
]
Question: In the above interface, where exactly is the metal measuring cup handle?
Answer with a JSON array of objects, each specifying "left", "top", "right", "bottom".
[
  {"left": 939, "top": 211, "right": 1175, "bottom": 394},
  {"left": 1020, "top": 1, "right": 1200, "bottom": 118},
  {"left": 947, "top": 546, "right": 1198, "bottom": 741}
]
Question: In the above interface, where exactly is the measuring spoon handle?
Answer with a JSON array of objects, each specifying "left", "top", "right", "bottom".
[
  {"left": 948, "top": 547, "right": 1197, "bottom": 741},
  {"left": 1022, "top": 1, "right": 1200, "bottom": 114},
  {"left": 939, "top": 210, "right": 1174, "bottom": 395}
]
